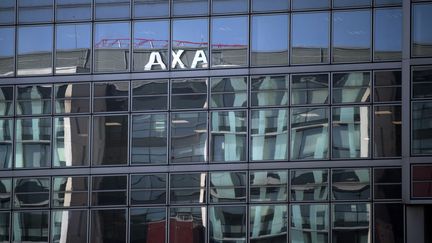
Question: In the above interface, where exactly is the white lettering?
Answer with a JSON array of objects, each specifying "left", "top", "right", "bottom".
[
  {"left": 191, "top": 50, "right": 208, "bottom": 69},
  {"left": 144, "top": 52, "right": 167, "bottom": 70},
  {"left": 171, "top": 50, "right": 186, "bottom": 69}
]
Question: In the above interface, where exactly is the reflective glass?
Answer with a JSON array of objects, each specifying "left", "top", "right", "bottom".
[
  {"left": 52, "top": 176, "right": 89, "bottom": 207},
  {"left": 172, "top": 0, "right": 208, "bottom": 16},
  {"left": 171, "top": 112, "right": 207, "bottom": 163},
  {"left": 0, "top": 27, "right": 14, "bottom": 77},
  {"left": 0, "top": 0, "right": 15, "bottom": 24},
  {"left": 95, "top": 0, "right": 129, "bottom": 19},
  {"left": 211, "top": 77, "right": 248, "bottom": 108},
  {"left": 93, "top": 81, "right": 129, "bottom": 112},
  {"left": 332, "top": 107, "right": 370, "bottom": 159},
  {"left": 291, "top": 108, "right": 329, "bottom": 160},
  {"left": 251, "top": 75, "right": 289, "bottom": 107},
  {"left": 211, "top": 111, "right": 247, "bottom": 162},
  {"left": 17, "top": 26, "right": 53, "bottom": 76},
  {"left": 211, "top": 16, "right": 248, "bottom": 68},
  {"left": 134, "top": 0, "right": 169, "bottom": 18},
  {"left": 212, "top": 0, "right": 247, "bottom": 13},
  {"left": 292, "top": 12, "right": 329, "bottom": 64},
  {"left": 172, "top": 19, "right": 208, "bottom": 69},
  {"left": 92, "top": 175, "right": 127, "bottom": 206},
  {"left": 132, "top": 80, "right": 168, "bottom": 111},
  {"left": 292, "top": 0, "right": 329, "bottom": 9},
  {"left": 412, "top": 67, "right": 432, "bottom": 99},
  {"left": 133, "top": 20, "right": 169, "bottom": 71},
  {"left": 375, "top": 0, "right": 401, "bottom": 5},
  {"left": 0, "top": 212, "right": 9, "bottom": 242},
  {"left": 0, "top": 119, "right": 13, "bottom": 169},
  {"left": 374, "top": 8, "right": 402, "bottom": 61},
  {"left": 91, "top": 209, "right": 126, "bottom": 243},
  {"left": 13, "top": 178, "right": 50, "bottom": 208},
  {"left": 18, "top": 0, "right": 53, "bottom": 23},
  {"left": 171, "top": 79, "right": 208, "bottom": 109},
  {"left": 374, "top": 105, "right": 401, "bottom": 157},
  {"left": 0, "top": 178, "right": 11, "bottom": 208},
  {"left": 374, "top": 204, "right": 403, "bottom": 243},
  {"left": 373, "top": 168, "right": 401, "bottom": 200},
  {"left": 170, "top": 173, "right": 206, "bottom": 204},
  {"left": 250, "top": 171, "right": 288, "bottom": 202},
  {"left": 54, "top": 117, "right": 90, "bottom": 167},
  {"left": 412, "top": 4, "right": 432, "bottom": 57},
  {"left": 170, "top": 207, "right": 206, "bottom": 243},
  {"left": 251, "top": 14, "right": 289, "bottom": 66},
  {"left": 291, "top": 74, "right": 329, "bottom": 105},
  {"left": 56, "top": 0, "right": 92, "bottom": 21},
  {"left": 333, "top": 72, "right": 371, "bottom": 103},
  {"left": 130, "top": 208, "right": 166, "bottom": 243},
  {"left": 51, "top": 210, "right": 88, "bottom": 243},
  {"left": 0, "top": 87, "right": 13, "bottom": 116},
  {"left": 333, "top": 0, "right": 370, "bottom": 7},
  {"left": 94, "top": 22, "right": 130, "bottom": 72},
  {"left": 56, "top": 24, "right": 91, "bottom": 74},
  {"left": 250, "top": 205, "right": 287, "bottom": 243},
  {"left": 291, "top": 204, "right": 329, "bottom": 243},
  {"left": 131, "top": 114, "right": 167, "bottom": 164},
  {"left": 332, "top": 204, "right": 371, "bottom": 243},
  {"left": 55, "top": 83, "right": 91, "bottom": 114},
  {"left": 209, "top": 206, "right": 246, "bottom": 242},
  {"left": 15, "top": 118, "right": 51, "bottom": 168},
  {"left": 374, "top": 71, "right": 401, "bottom": 102},
  {"left": 251, "top": 109, "right": 288, "bottom": 161},
  {"left": 252, "top": 0, "right": 289, "bottom": 12},
  {"left": 332, "top": 168, "right": 370, "bottom": 200},
  {"left": 333, "top": 11, "right": 371, "bottom": 63},
  {"left": 131, "top": 174, "right": 167, "bottom": 205},
  {"left": 210, "top": 172, "right": 246, "bottom": 203},
  {"left": 412, "top": 102, "right": 432, "bottom": 154},
  {"left": 13, "top": 211, "right": 49, "bottom": 242},
  {"left": 16, "top": 85, "right": 52, "bottom": 115},
  {"left": 291, "top": 169, "right": 329, "bottom": 201},
  {"left": 92, "top": 115, "right": 128, "bottom": 165}
]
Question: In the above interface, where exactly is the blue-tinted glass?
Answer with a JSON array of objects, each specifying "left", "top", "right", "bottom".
[
  {"left": 375, "top": 0, "right": 401, "bottom": 6},
  {"left": 56, "top": 0, "right": 92, "bottom": 21},
  {"left": 173, "top": 0, "right": 208, "bottom": 16},
  {"left": 413, "top": 4, "right": 432, "bottom": 57},
  {"left": 95, "top": 0, "right": 130, "bottom": 19},
  {"left": 251, "top": 14, "right": 289, "bottom": 66},
  {"left": 213, "top": 0, "right": 247, "bottom": 13},
  {"left": 0, "top": 0, "right": 15, "bottom": 24},
  {"left": 134, "top": 0, "right": 169, "bottom": 18},
  {"left": 0, "top": 119, "right": 13, "bottom": 169},
  {"left": 333, "top": 10, "right": 371, "bottom": 63},
  {"left": 412, "top": 102, "right": 432, "bottom": 155},
  {"left": 17, "top": 26, "right": 53, "bottom": 76},
  {"left": 252, "top": 0, "right": 289, "bottom": 12},
  {"left": 292, "top": 12, "right": 329, "bottom": 64},
  {"left": 333, "top": 0, "right": 370, "bottom": 7},
  {"left": 18, "top": 0, "right": 53, "bottom": 23},
  {"left": 0, "top": 27, "right": 14, "bottom": 77},
  {"left": 374, "top": 8, "right": 402, "bottom": 61},
  {"left": 56, "top": 24, "right": 92, "bottom": 74},
  {"left": 292, "top": 0, "right": 329, "bottom": 9}
]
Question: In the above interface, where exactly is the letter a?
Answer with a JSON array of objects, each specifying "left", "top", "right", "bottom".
[
  {"left": 191, "top": 50, "right": 208, "bottom": 69},
  {"left": 144, "top": 52, "right": 167, "bottom": 70}
]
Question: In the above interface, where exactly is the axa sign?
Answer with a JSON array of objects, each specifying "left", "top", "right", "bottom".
[{"left": 144, "top": 50, "right": 208, "bottom": 70}]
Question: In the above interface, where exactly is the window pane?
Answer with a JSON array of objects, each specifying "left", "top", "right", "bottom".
[
  {"left": 374, "top": 168, "right": 401, "bottom": 200},
  {"left": 332, "top": 168, "right": 370, "bottom": 200},
  {"left": 171, "top": 112, "right": 207, "bottom": 163},
  {"left": 0, "top": 0, "right": 15, "bottom": 24},
  {"left": 374, "top": 8, "right": 402, "bottom": 61},
  {"left": 56, "top": 0, "right": 92, "bottom": 21},
  {"left": 374, "top": 204, "right": 403, "bottom": 243},
  {"left": 211, "top": 111, "right": 247, "bottom": 162},
  {"left": 250, "top": 171, "right": 288, "bottom": 202},
  {"left": 132, "top": 80, "right": 168, "bottom": 111},
  {"left": 93, "top": 81, "right": 129, "bottom": 112},
  {"left": 92, "top": 175, "right": 127, "bottom": 206},
  {"left": 211, "top": 77, "right": 248, "bottom": 108},
  {"left": 93, "top": 115, "right": 128, "bottom": 165},
  {"left": 94, "top": 22, "right": 130, "bottom": 72},
  {"left": 0, "top": 212, "right": 9, "bottom": 242},
  {"left": 212, "top": 0, "right": 247, "bottom": 13},
  {"left": 332, "top": 204, "right": 371, "bottom": 243},
  {"left": 95, "top": 0, "right": 130, "bottom": 19},
  {"left": 13, "top": 211, "right": 49, "bottom": 242},
  {"left": 292, "top": 0, "right": 329, "bottom": 9},
  {"left": 131, "top": 174, "right": 167, "bottom": 205},
  {"left": 374, "top": 105, "right": 401, "bottom": 157},
  {"left": 17, "top": 25, "right": 53, "bottom": 76},
  {"left": 0, "top": 27, "right": 14, "bottom": 77},
  {"left": 292, "top": 12, "right": 329, "bottom": 64},
  {"left": 252, "top": 0, "right": 289, "bottom": 12},
  {"left": 16, "top": 85, "right": 52, "bottom": 115},
  {"left": 131, "top": 114, "right": 168, "bottom": 164},
  {"left": 251, "top": 109, "right": 288, "bottom": 161},
  {"left": 333, "top": 72, "right": 371, "bottom": 104},
  {"left": 51, "top": 210, "right": 88, "bottom": 243},
  {"left": 14, "top": 178, "right": 50, "bottom": 208},
  {"left": 18, "top": 0, "right": 53, "bottom": 23},
  {"left": 291, "top": 204, "right": 329, "bottom": 243},
  {"left": 333, "top": 0, "right": 370, "bottom": 7},
  {"left": 15, "top": 118, "right": 51, "bottom": 168},
  {"left": 291, "top": 107, "right": 329, "bottom": 160},
  {"left": 91, "top": 209, "right": 126, "bottom": 243},
  {"left": 172, "top": 19, "right": 208, "bottom": 69},
  {"left": 412, "top": 102, "right": 432, "bottom": 154},
  {"left": 333, "top": 11, "right": 371, "bottom": 63},
  {"left": 52, "top": 176, "right": 89, "bottom": 207},
  {"left": 251, "top": 75, "right": 289, "bottom": 107},
  {"left": 291, "top": 169, "right": 329, "bottom": 201},
  {"left": 130, "top": 208, "right": 166, "bottom": 243},
  {"left": 54, "top": 116, "right": 90, "bottom": 167},
  {"left": 170, "top": 207, "right": 206, "bottom": 243},
  {"left": 55, "top": 83, "right": 91, "bottom": 114},
  {"left": 412, "top": 4, "right": 432, "bottom": 57},
  {"left": 170, "top": 173, "right": 206, "bottom": 204},
  {"left": 0, "top": 87, "right": 13, "bottom": 116},
  {"left": 332, "top": 107, "right": 370, "bottom": 159},
  {"left": 374, "top": 71, "right": 401, "bottom": 102},
  {"left": 133, "top": 20, "right": 169, "bottom": 72},
  {"left": 134, "top": 0, "right": 169, "bottom": 18},
  {"left": 56, "top": 24, "right": 91, "bottom": 74},
  {"left": 251, "top": 14, "right": 289, "bottom": 66},
  {"left": 0, "top": 178, "right": 12, "bottom": 208},
  {"left": 250, "top": 205, "right": 287, "bottom": 243},
  {"left": 210, "top": 171, "right": 246, "bottom": 203},
  {"left": 291, "top": 74, "right": 329, "bottom": 105},
  {"left": 375, "top": 0, "right": 401, "bottom": 5},
  {"left": 0, "top": 119, "right": 13, "bottom": 169},
  {"left": 211, "top": 16, "right": 248, "bottom": 68},
  {"left": 412, "top": 67, "right": 432, "bottom": 99},
  {"left": 171, "top": 79, "right": 208, "bottom": 110},
  {"left": 209, "top": 206, "right": 246, "bottom": 242},
  {"left": 172, "top": 0, "right": 208, "bottom": 16}
]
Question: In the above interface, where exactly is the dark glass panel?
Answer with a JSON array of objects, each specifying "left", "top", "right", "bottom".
[
  {"left": 14, "top": 178, "right": 50, "bottom": 208},
  {"left": 332, "top": 168, "right": 370, "bottom": 200},
  {"left": 374, "top": 204, "right": 403, "bottom": 243},
  {"left": 292, "top": 0, "right": 329, "bottom": 9},
  {"left": 171, "top": 79, "right": 208, "bottom": 109},
  {"left": 55, "top": 83, "right": 91, "bottom": 114},
  {"left": 412, "top": 102, "right": 432, "bottom": 154},
  {"left": 374, "top": 105, "right": 401, "bottom": 157},
  {"left": 95, "top": 0, "right": 130, "bottom": 19},
  {"left": 290, "top": 204, "right": 329, "bottom": 243},
  {"left": 291, "top": 74, "right": 328, "bottom": 105},
  {"left": 0, "top": 178, "right": 11, "bottom": 208},
  {"left": 209, "top": 206, "right": 246, "bottom": 242},
  {"left": 374, "top": 168, "right": 401, "bottom": 200},
  {"left": 375, "top": 0, "right": 401, "bottom": 5},
  {"left": 212, "top": 0, "right": 247, "bottom": 14},
  {"left": 251, "top": 75, "right": 289, "bottom": 107},
  {"left": 132, "top": 80, "right": 168, "bottom": 111},
  {"left": 332, "top": 204, "right": 371, "bottom": 243},
  {"left": 130, "top": 208, "right": 166, "bottom": 243},
  {"left": 56, "top": 0, "right": 92, "bottom": 21},
  {"left": 0, "top": 119, "right": 13, "bottom": 169},
  {"left": 374, "top": 71, "right": 401, "bottom": 102},
  {"left": 412, "top": 4, "right": 432, "bottom": 57},
  {"left": 0, "top": 27, "right": 14, "bottom": 77},
  {"left": 250, "top": 205, "right": 288, "bottom": 243},
  {"left": 52, "top": 176, "right": 88, "bottom": 207},
  {"left": 16, "top": 85, "right": 52, "bottom": 115},
  {"left": 91, "top": 209, "right": 126, "bottom": 243},
  {"left": 13, "top": 211, "right": 49, "bottom": 242},
  {"left": 210, "top": 172, "right": 246, "bottom": 203},
  {"left": 131, "top": 174, "right": 167, "bottom": 205},
  {"left": 412, "top": 67, "right": 432, "bottom": 99},
  {"left": 252, "top": 0, "right": 289, "bottom": 12},
  {"left": 131, "top": 174, "right": 166, "bottom": 189},
  {"left": 211, "top": 77, "right": 248, "bottom": 108},
  {"left": 250, "top": 171, "right": 288, "bottom": 202},
  {"left": 170, "top": 207, "right": 206, "bottom": 243},
  {"left": 0, "top": 86, "right": 13, "bottom": 116},
  {"left": 131, "top": 190, "right": 166, "bottom": 205},
  {"left": 93, "top": 81, "right": 129, "bottom": 112},
  {"left": 91, "top": 175, "right": 127, "bottom": 206},
  {"left": 51, "top": 210, "right": 88, "bottom": 243},
  {"left": 333, "top": 72, "right": 371, "bottom": 104},
  {"left": 134, "top": 0, "right": 169, "bottom": 18},
  {"left": 0, "top": 0, "right": 15, "bottom": 24},
  {"left": 412, "top": 182, "right": 432, "bottom": 198},
  {"left": 18, "top": 0, "right": 53, "bottom": 23},
  {"left": 333, "top": 0, "right": 370, "bottom": 7},
  {"left": 170, "top": 173, "right": 206, "bottom": 204},
  {"left": 374, "top": 8, "right": 402, "bottom": 61},
  {"left": 291, "top": 169, "right": 328, "bottom": 201},
  {"left": 0, "top": 212, "right": 9, "bottom": 242},
  {"left": 172, "top": 0, "right": 208, "bottom": 16}
]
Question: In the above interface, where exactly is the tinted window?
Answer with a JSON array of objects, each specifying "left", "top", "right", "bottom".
[
  {"left": 210, "top": 171, "right": 246, "bottom": 202},
  {"left": 332, "top": 204, "right": 371, "bottom": 243},
  {"left": 291, "top": 74, "right": 329, "bottom": 105},
  {"left": 374, "top": 8, "right": 402, "bottom": 61},
  {"left": 333, "top": 0, "right": 370, "bottom": 7},
  {"left": 374, "top": 105, "right": 401, "bottom": 157},
  {"left": 292, "top": 0, "right": 329, "bottom": 9},
  {"left": 13, "top": 211, "right": 49, "bottom": 242},
  {"left": 18, "top": 0, "right": 53, "bottom": 23},
  {"left": 132, "top": 80, "right": 168, "bottom": 111},
  {"left": 171, "top": 79, "right": 208, "bottom": 109},
  {"left": 51, "top": 210, "right": 88, "bottom": 243},
  {"left": 55, "top": 83, "right": 91, "bottom": 114},
  {"left": 333, "top": 72, "right": 371, "bottom": 103},
  {"left": 131, "top": 174, "right": 167, "bottom": 205},
  {"left": 134, "top": 0, "right": 169, "bottom": 18},
  {"left": 0, "top": 119, "right": 13, "bottom": 169},
  {"left": 209, "top": 206, "right": 246, "bottom": 242},
  {"left": 0, "top": 87, "right": 13, "bottom": 116},
  {"left": 252, "top": 0, "right": 289, "bottom": 12},
  {"left": 291, "top": 169, "right": 329, "bottom": 201},
  {"left": 374, "top": 71, "right": 401, "bottom": 102},
  {"left": 52, "top": 176, "right": 89, "bottom": 207},
  {"left": 412, "top": 3, "right": 432, "bottom": 57},
  {"left": 412, "top": 102, "right": 432, "bottom": 154},
  {"left": 212, "top": 0, "right": 248, "bottom": 14},
  {"left": 0, "top": 27, "right": 14, "bottom": 77},
  {"left": 130, "top": 208, "right": 166, "bottom": 243},
  {"left": 172, "top": 0, "right": 208, "bottom": 16},
  {"left": 291, "top": 204, "right": 329, "bottom": 243},
  {"left": 13, "top": 178, "right": 50, "bottom": 208},
  {"left": 412, "top": 67, "right": 432, "bottom": 99},
  {"left": 16, "top": 84, "right": 52, "bottom": 115},
  {"left": 251, "top": 75, "right": 289, "bottom": 107},
  {"left": 91, "top": 209, "right": 126, "bottom": 243},
  {"left": 374, "top": 204, "right": 404, "bottom": 243},
  {"left": 170, "top": 207, "right": 206, "bottom": 243},
  {"left": 250, "top": 171, "right": 288, "bottom": 202},
  {"left": 170, "top": 173, "right": 206, "bottom": 204},
  {"left": 93, "top": 81, "right": 129, "bottom": 112},
  {"left": 332, "top": 168, "right": 370, "bottom": 200},
  {"left": 92, "top": 175, "right": 127, "bottom": 206},
  {"left": 56, "top": 0, "right": 92, "bottom": 21},
  {"left": 0, "top": 0, "right": 15, "bottom": 24},
  {"left": 250, "top": 205, "right": 288, "bottom": 242},
  {"left": 210, "top": 77, "right": 248, "bottom": 108},
  {"left": 95, "top": 0, "right": 130, "bottom": 19}
]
